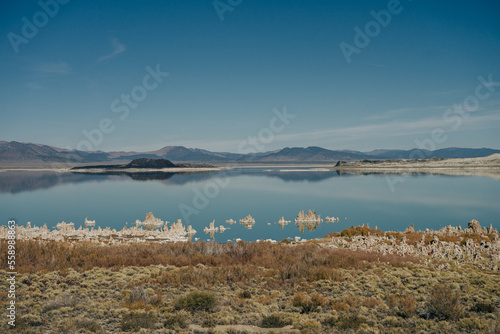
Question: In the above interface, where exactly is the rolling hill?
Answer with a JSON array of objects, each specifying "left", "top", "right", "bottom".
[{"left": 1, "top": 141, "right": 499, "bottom": 165}]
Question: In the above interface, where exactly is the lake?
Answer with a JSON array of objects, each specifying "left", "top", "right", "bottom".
[{"left": 0, "top": 168, "right": 499, "bottom": 242}]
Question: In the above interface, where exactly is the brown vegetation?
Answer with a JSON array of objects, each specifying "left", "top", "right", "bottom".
[
  {"left": 426, "top": 283, "right": 465, "bottom": 321},
  {"left": 0, "top": 239, "right": 419, "bottom": 278},
  {"left": 1, "top": 235, "right": 498, "bottom": 333}
]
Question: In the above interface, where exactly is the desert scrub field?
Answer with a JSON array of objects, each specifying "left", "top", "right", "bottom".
[{"left": 0, "top": 239, "right": 499, "bottom": 333}]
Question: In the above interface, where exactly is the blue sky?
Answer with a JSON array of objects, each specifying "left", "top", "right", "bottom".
[{"left": 1, "top": 0, "right": 499, "bottom": 153}]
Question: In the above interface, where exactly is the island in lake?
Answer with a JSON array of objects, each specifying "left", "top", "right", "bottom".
[{"left": 71, "top": 158, "right": 221, "bottom": 173}]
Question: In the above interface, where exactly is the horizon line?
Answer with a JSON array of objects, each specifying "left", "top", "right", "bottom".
[{"left": 1, "top": 140, "right": 499, "bottom": 155}]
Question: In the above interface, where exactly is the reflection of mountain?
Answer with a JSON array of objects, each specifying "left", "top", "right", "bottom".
[
  {"left": 261, "top": 170, "right": 342, "bottom": 182},
  {"left": 4, "top": 166, "right": 494, "bottom": 194},
  {"left": 74, "top": 171, "right": 177, "bottom": 181},
  {"left": 0, "top": 169, "right": 344, "bottom": 194},
  {"left": 0, "top": 171, "right": 113, "bottom": 194},
  {"left": 336, "top": 168, "right": 500, "bottom": 179}
]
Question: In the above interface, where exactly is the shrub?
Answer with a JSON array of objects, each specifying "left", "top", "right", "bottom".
[
  {"left": 73, "top": 318, "right": 102, "bottom": 332},
  {"left": 321, "top": 316, "right": 337, "bottom": 327},
  {"left": 426, "top": 284, "right": 464, "bottom": 321},
  {"left": 20, "top": 314, "right": 43, "bottom": 327},
  {"left": 387, "top": 294, "right": 416, "bottom": 318},
  {"left": 457, "top": 317, "right": 487, "bottom": 332},
  {"left": 128, "top": 286, "right": 150, "bottom": 304},
  {"left": 238, "top": 290, "right": 252, "bottom": 299},
  {"left": 362, "top": 296, "right": 381, "bottom": 309},
  {"left": 340, "top": 226, "right": 384, "bottom": 237},
  {"left": 336, "top": 314, "right": 366, "bottom": 330},
  {"left": 201, "top": 316, "right": 217, "bottom": 328},
  {"left": 331, "top": 300, "right": 350, "bottom": 312},
  {"left": 261, "top": 314, "right": 291, "bottom": 328},
  {"left": 321, "top": 314, "right": 366, "bottom": 329},
  {"left": 291, "top": 292, "right": 325, "bottom": 313},
  {"left": 470, "top": 302, "right": 495, "bottom": 313},
  {"left": 298, "top": 318, "right": 321, "bottom": 333},
  {"left": 120, "top": 311, "right": 157, "bottom": 331},
  {"left": 43, "top": 293, "right": 76, "bottom": 312},
  {"left": 164, "top": 310, "right": 189, "bottom": 330},
  {"left": 174, "top": 290, "right": 216, "bottom": 313}
]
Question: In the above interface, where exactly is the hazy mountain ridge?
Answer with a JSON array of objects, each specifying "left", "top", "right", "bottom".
[{"left": 1, "top": 141, "right": 499, "bottom": 164}]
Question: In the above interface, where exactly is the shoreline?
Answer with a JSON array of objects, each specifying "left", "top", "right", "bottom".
[{"left": 2, "top": 219, "right": 497, "bottom": 270}]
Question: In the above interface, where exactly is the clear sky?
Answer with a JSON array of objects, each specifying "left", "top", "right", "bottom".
[{"left": 1, "top": 0, "right": 499, "bottom": 153}]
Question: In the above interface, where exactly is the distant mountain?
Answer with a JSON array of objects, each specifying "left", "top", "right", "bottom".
[
  {"left": 238, "top": 146, "right": 368, "bottom": 162},
  {"left": 365, "top": 147, "right": 500, "bottom": 159},
  {"left": 1, "top": 141, "right": 499, "bottom": 164},
  {"left": 431, "top": 147, "right": 500, "bottom": 158},
  {"left": 0, "top": 141, "right": 109, "bottom": 163},
  {"left": 147, "top": 146, "right": 242, "bottom": 162}
]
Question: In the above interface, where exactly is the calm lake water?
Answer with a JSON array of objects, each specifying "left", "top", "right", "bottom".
[{"left": 0, "top": 168, "right": 499, "bottom": 242}]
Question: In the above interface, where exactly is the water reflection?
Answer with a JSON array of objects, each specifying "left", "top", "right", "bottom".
[
  {"left": 1, "top": 167, "right": 498, "bottom": 241},
  {"left": 2, "top": 167, "right": 498, "bottom": 194},
  {"left": 0, "top": 169, "right": 344, "bottom": 194}
]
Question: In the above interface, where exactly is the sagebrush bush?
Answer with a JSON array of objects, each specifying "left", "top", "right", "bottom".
[
  {"left": 261, "top": 313, "right": 291, "bottom": 328},
  {"left": 470, "top": 302, "right": 495, "bottom": 313},
  {"left": 238, "top": 290, "right": 252, "bottom": 299},
  {"left": 324, "top": 314, "right": 367, "bottom": 330},
  {"left": 457, "top": 317, "right": 487, "bottom": 332},
  {"left": 61, "top": 318, "right": 102, "bottom": 333},
  {"left": 298, "top": 318, "right": 321, "bottom": 333},
  {"left": 291, "top": 292, "right": 325, "bottom": 313},
  {"left": 426, "top": 284, "right": 464, "bottom": 321},
  {"left": 340, "top": 225, "right": 384, "bottom": 237},
  {"left": 128, "top": 286, "right": 150, "bottom": 304},
  {"left": 336, "top": 314, "right": 366, "bottom": 330},
  {"left": 387, "top": 293, "right": 416, "bottom": 318},
  {"left": 174, "top": 290, "right": 216, "bottom": 313},
  {"left": 120, "top": 311, "right": 157, "bottom": 331},
  {"left": 43, "top": 293, "right": 76, "bottom": 312},
  {"left": 164, "top": 310, "right": 189, "bottom": 329}
]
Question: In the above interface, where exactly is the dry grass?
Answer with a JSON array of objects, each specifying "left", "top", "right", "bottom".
[
  {"left": 0, "top": 240, "right": 420, "bottom": 278},
  {"left": 1, "top": 234, "right": 498, "bottom": 333}
]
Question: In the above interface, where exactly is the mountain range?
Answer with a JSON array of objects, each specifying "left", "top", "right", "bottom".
[{"left": 1, "top": 141, "right": 499, "bottom": 165}]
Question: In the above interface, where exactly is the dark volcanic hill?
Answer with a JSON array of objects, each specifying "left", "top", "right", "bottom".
[
  {"left": 71, "top": 158, "right": 178, "bottom": 170},
  {"left": 123, "top": 158, "right": 177, "bottom": 169}
]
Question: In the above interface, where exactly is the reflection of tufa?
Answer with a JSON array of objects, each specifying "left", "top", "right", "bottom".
[
  {"left": 325, "top": 216, "right": 339, "bottom": 223},
  {"left": 295, "top": 210, "right": 323, "bottom": 233},
  {"left": 56, "top": 221, "right": 74, "bottom": 231},
  {"left": 278, "top": 217, "right": 291, "bottom": 229},
  {"left": 239, "top": 215, "right": 255, "bottom": 229},
  {"left": 135, "top": 212, "right": 165, "bottom": 230},
  {"left": 204, "top": 220, "right": 219, "bottom": 233},
  {"left": 202, "top": 220, "right": 229, "bottom": 239},
  {"left": 84, "top": 217, "right": 96, "bottom": 228}
]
